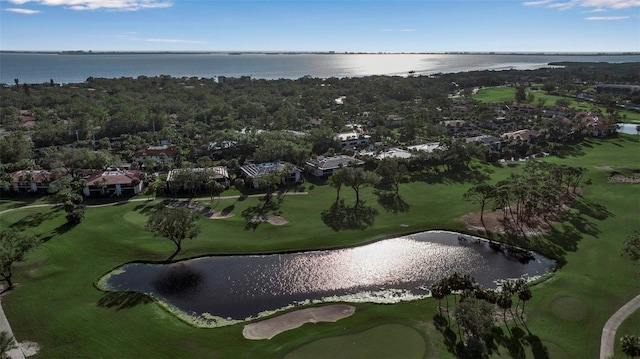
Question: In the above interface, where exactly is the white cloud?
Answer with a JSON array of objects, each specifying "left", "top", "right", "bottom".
[
  {"left": 523, "top": 0, "right": 555, "bottom": 6},
  {"left": 523, "top": 0, "right": 640, "bottom": 10},
  {"left": 6, "top": 0, "right": 172, "bottom": 11},
  {"left": 4, "top": 7, "right": 41, "bottom": 13},
  {"left": 585, "top": 15, "right": 631, "bottom": 19}
]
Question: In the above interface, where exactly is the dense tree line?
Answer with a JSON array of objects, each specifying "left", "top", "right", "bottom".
[{"left": 0, "top": 62, "right": 636, "bottom": 205}]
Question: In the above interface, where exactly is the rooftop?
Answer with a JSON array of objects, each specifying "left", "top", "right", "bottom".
[{"left": 306, "top": 155, "right": 364, "bottom": 170}]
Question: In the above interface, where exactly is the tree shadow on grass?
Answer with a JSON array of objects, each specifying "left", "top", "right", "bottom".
[
  {"left": 568, "top": 196, "right": 613, "bottom": 221},
  {"left": 433, "top": 314, "right": 552, "bottom": 359},
  {"left": 10, "top": 211, "right": 57, "bottom": 231},
  {"left": 433, "top": 314, "right": 461, "bottom": 357},
  {"left": 420, "top": 168, "right": 491, "bottom": 186},
  {"left": 374, "top": 189, "right": 410, "bottom": 214},
  {"left": 97, "top": 291, "right": 153, "bottom": 310},
  {"left": 221, "top": 205, "right": 234, "bottom": 215},
  {"left": 526, "top": 334, "right": 551, "bottom": 359},
  {"left": 133, "top": 203, "right": 156, "bottom": 215},
  {"left": 320, "top": 200, "right": 379, "bottom": 231},
  {"left": 491, "top": 326, "right": 527, "bottom": 359},
  {"left": 242, "top": 194, "right": 284, "bottom": 231}
]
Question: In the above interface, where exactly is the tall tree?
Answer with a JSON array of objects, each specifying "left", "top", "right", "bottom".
[
  {"left": 463, "top": 184, "right": 496, "bottom": 239},
  {"left": 0, "top": 229, "right": 39, "bottom": 291},
  {"left": 336, "top": 166, "right": 379, "bottom": 206},
  {"left": 145, "top": 207, "right": 201, "bottom": 261},
  {"left": 49, "top": 177, "right": 85, "bottom": 225},
  {"left": 328, "top": 169, "right": 346, "bottom": 202},
  {"left": 376, "top": 157, "right": 408, "bottom": 194},
  {"left": 206, "top": 179, "right": 225, "bottom": 204},
  {"left": 454, "top": 297, "right": 495, "bottom": 347},
  {"left": 515, "top": 85, "right": 526, "bottom": 103},
  {"left": 0, "top": 131, "right": 33, "bottom": 164}
]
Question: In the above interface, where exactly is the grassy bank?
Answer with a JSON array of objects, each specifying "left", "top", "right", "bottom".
[{"left": 1, "top": 135, "right": 639, "bottom": 358}]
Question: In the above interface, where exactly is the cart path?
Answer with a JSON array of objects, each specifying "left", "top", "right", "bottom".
[
  {"left": 0, "top": 192, "right": 309, "bottom": 214},
  {"left": 600, "top": 293, "right": 640, "bottom": 359}
]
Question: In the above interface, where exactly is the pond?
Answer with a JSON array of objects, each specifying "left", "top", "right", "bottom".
[{"left": 98, "top": 231, "right": 555, "bottom": 327}]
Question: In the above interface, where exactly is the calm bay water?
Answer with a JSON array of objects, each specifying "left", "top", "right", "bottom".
[
  {"left": 2, "top": 52, "right": 639, "bottom": 84},
  {"left": 102, "top": 231, "right": 554, "bottom": 326}
]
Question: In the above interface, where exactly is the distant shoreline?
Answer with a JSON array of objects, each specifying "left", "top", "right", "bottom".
[{"left": 1, "top": 50, "right": 639, "bottom": 56}]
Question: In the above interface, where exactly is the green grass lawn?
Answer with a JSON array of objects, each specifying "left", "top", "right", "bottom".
[
  {"left": 473, "top": 87, "right": 640, "bottom": 123},
  {"left": 2, "top": 135, "right": 639, "bottom": 358}
]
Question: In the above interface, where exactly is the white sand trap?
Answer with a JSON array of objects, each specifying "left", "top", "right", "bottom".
[
  {"left": 243, "top": 304, "right": 356, "bottom": 340},
  {"left": 249, "top": 215, "right": 289, "bottom": 225}
]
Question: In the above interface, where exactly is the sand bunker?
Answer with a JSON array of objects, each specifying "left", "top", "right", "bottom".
[
  {"left": 207, "top": 209, "right": 235, "bottom": 219},
  {"left": 243, "top": 304, "right": 356, "bottom": 340},
  {"left": 166, "top": 201, "right": 234, "bottom": 219},
  {"left": 249, "top": 215, "right": 288, "bottom": 226}
]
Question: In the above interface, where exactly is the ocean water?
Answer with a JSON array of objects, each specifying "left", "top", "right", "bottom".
[{"left": 1, "top": 52, "right": 639, "bottom": 84}]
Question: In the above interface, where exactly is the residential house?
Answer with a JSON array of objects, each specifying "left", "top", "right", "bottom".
[
  {"left": 439, "top": 119, "right": 470, "bottom": 135},
  {"left": 19, "top": 110, "right": 36, "bottom": 129},
  {"left": 478, "top": 116, "right": 518, "bottom": 132},
  {"left": 305, "top": 155, "right": 364, "bottom": 177},
  {"left": 133, "top": 144, "right": 178, "bottom": 167},
  {"left": 336, "top": 131, "right": 371, "bottom": 149},
  {"left": 11, "top": 170, "right": 55, "bottom": 193},
  {"left": 465, "top": 135, "right": 502, "bottom": 151},
  {"left": 576, "top": 112, "right": 615, "bottom": 138},
  {"left": 408, "top": 142, "right": 442, "bottom": 153},
  {"left": 384, "top": 115, "right": 405, "bottom": 127},
  {"left": 240, "top": 162, "right": 302, "bottom": 189},
  {"left": 509, "top": 103, "right": 536, "bottom": 114},
  {"left": 166, "top": 167, "right": 230, "bottom": 192},
  {"left": 375, "top": 148, "right": 413, "bottom": 160},
  {"left": 83, "top": 169, "right": 143, "bottom": 197},
  {"left": 502, "top": 129, "right": 539, "bottom": 144}
]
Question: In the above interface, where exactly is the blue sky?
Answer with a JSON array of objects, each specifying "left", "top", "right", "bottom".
[{"left": 1, "top": 0, "right": 639, "bottom": 52}]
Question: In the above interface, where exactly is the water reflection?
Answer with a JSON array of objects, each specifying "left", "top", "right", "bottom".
[{"left": 102, "top": 231, "right": 554, "bottom": 324}]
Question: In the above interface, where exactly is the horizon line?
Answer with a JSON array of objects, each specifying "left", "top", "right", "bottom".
[{"left": 2, "top": 50, "right": 640, "bottom": 55}]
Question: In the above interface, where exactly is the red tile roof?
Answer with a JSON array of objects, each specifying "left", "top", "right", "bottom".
[{"left": 86, "top": 170, "right": 142, "bottom": 186}]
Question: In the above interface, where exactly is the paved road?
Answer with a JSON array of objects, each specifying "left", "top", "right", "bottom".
[{"left": 600, "top": 293, "right": 640, "bottom": 359}]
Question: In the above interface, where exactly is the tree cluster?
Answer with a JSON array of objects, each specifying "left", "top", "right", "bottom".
[
  {"left": 430, "top": 272, "right": 533, "bottom": 357},
  {"left": 464, "top": 161, "right": 587, "bottom": 238}
]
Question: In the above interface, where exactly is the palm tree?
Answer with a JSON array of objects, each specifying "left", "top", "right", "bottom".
[
  {"left": 517, "top": 283, "right": 532, "bottom": 319},
  {"left": 431, "top": 283, "right": 445, "bottom": 316},
  {"left": 497, "top": 292, "right": 513, "bottom": 333}
]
